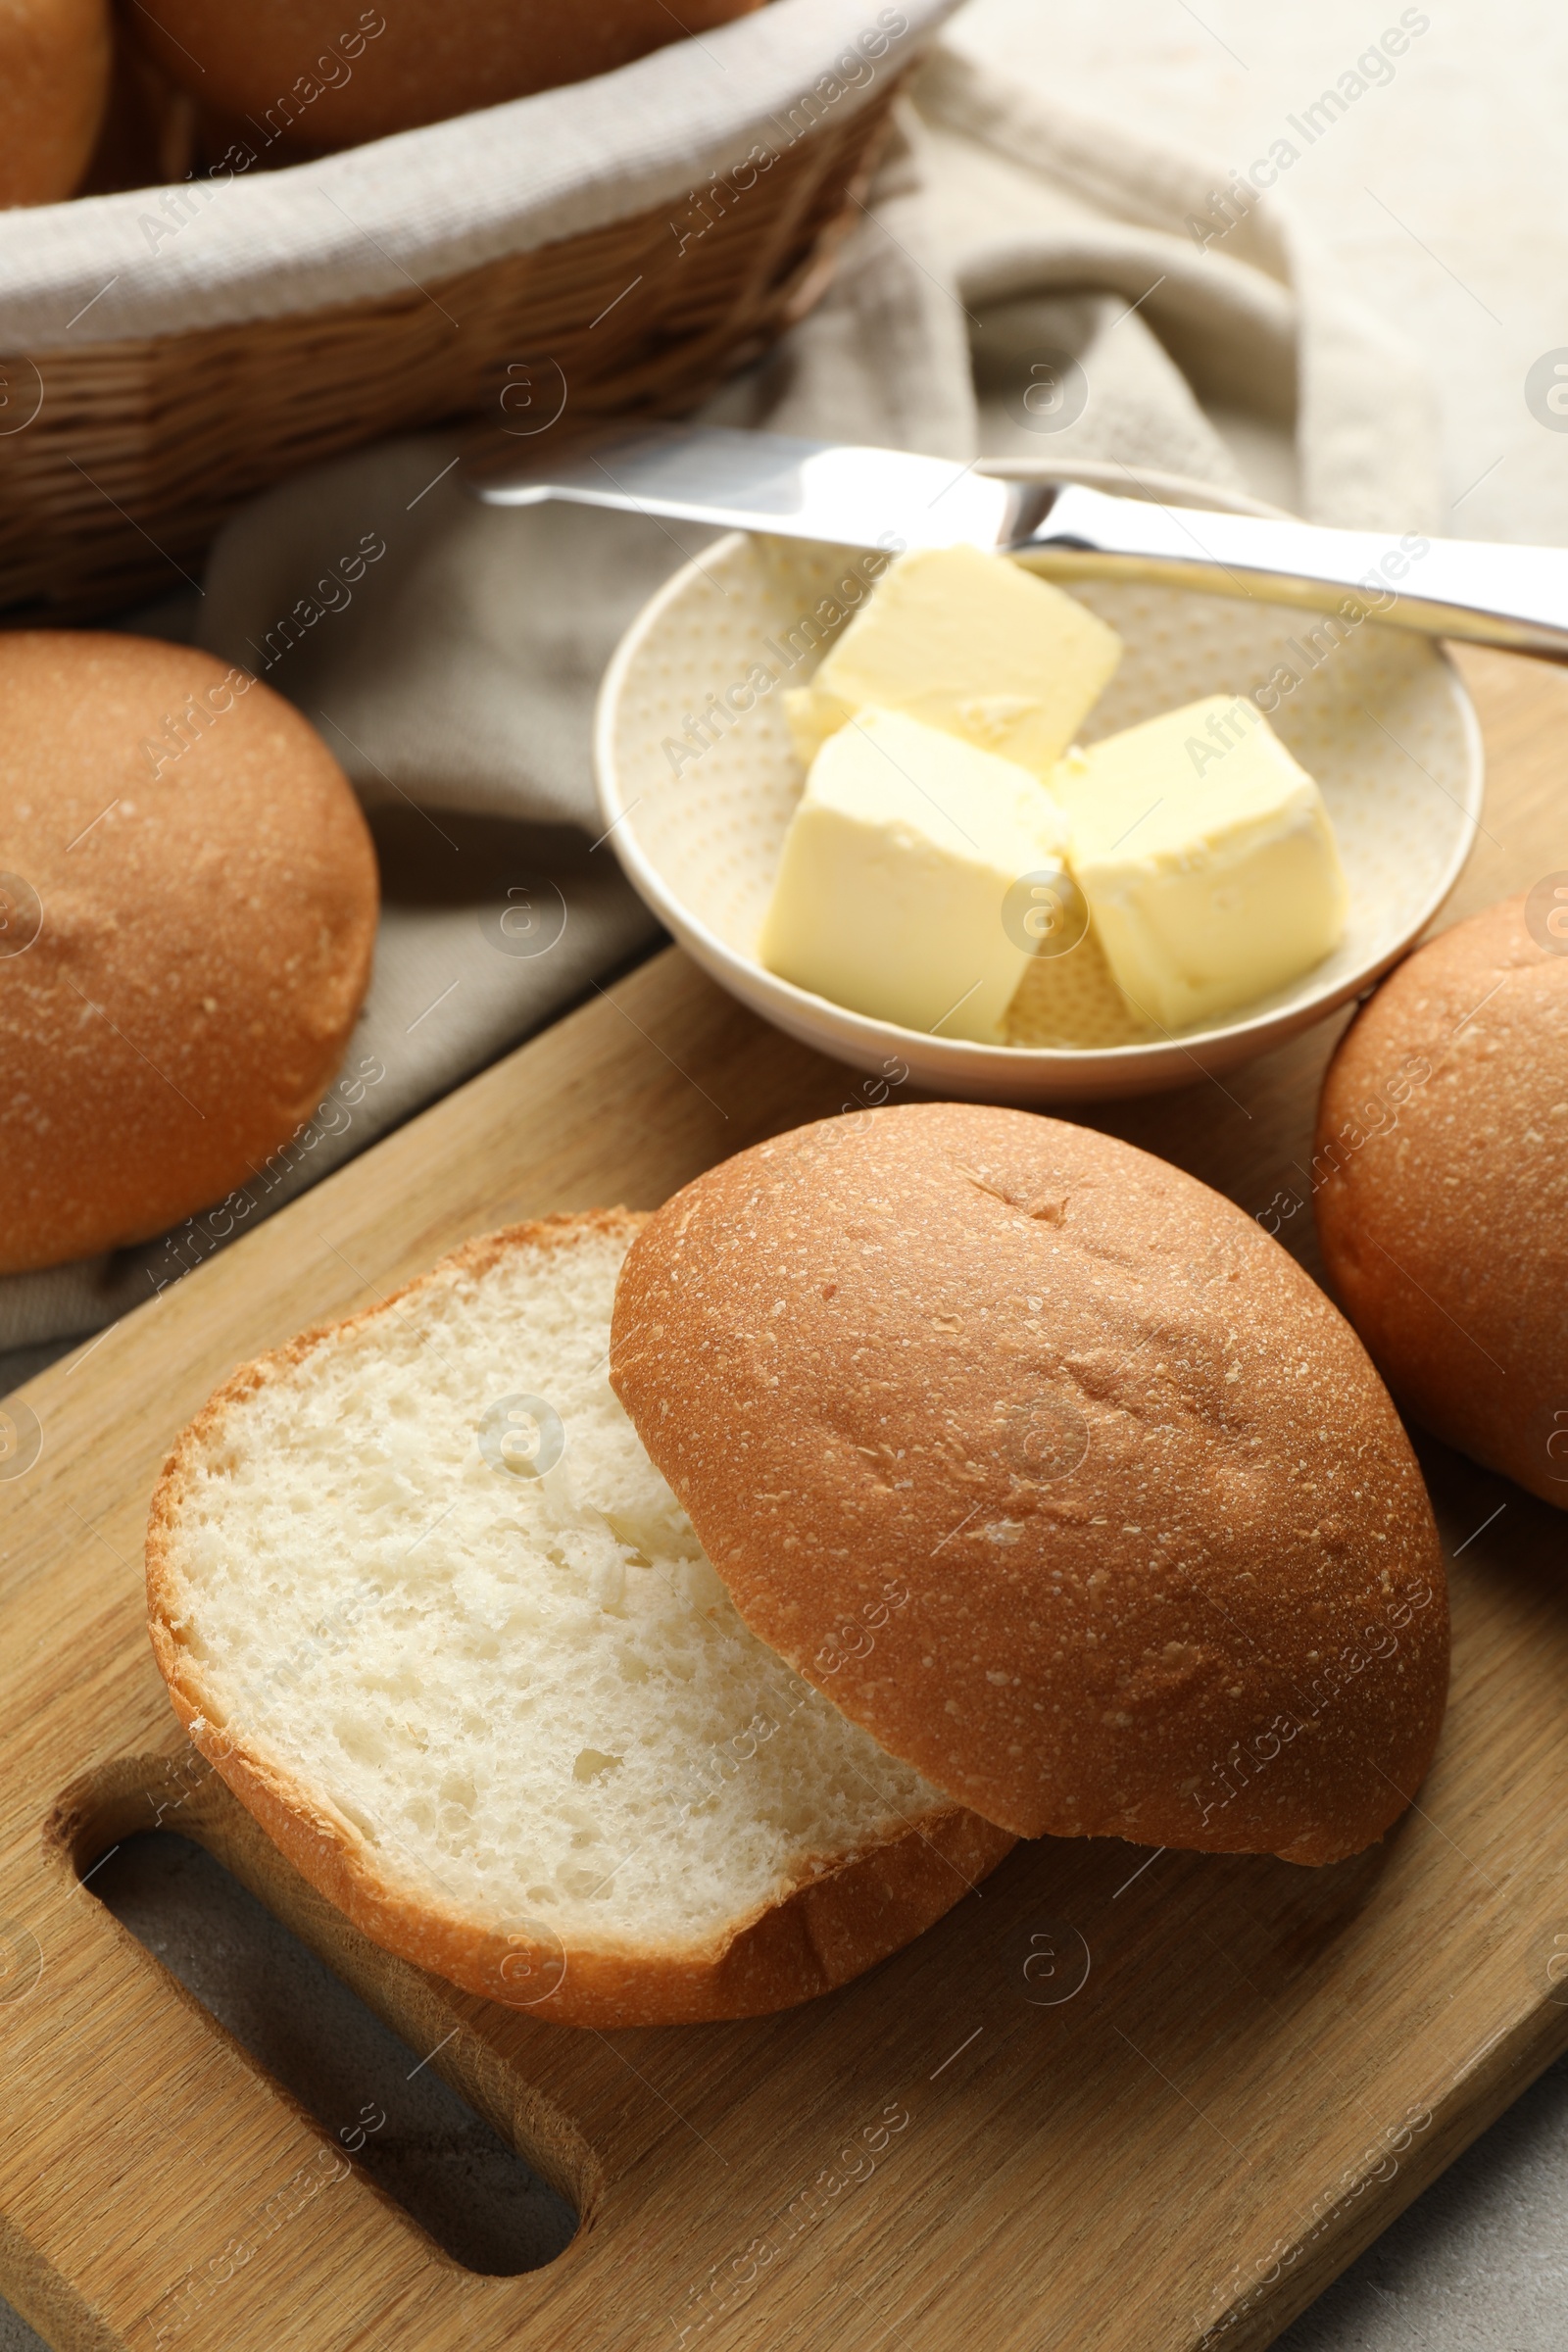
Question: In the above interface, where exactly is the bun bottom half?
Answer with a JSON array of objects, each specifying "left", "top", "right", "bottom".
[{"left": 147, "top": 1213, "right": 1012, "bottom": 2029}]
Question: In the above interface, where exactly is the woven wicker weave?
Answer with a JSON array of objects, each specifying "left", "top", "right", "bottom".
[{"left": 0, "top": 75, "right": 902, "bottom": 620}]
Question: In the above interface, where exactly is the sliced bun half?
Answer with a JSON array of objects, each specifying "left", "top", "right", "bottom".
[
  {"left": 610, "top": 1103, "right": 1449, "bottom": 1867},
  {"left": 146, "top": 1213, "right": 1011, "bottom": 2029}
]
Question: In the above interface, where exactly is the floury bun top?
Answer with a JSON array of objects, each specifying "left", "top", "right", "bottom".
[
  {"left": 0, "top": 632, "right": 377, "bottom": 1273},
  {"left": 611, "top": 1101, "right": 1449, "bottom": 1865}
]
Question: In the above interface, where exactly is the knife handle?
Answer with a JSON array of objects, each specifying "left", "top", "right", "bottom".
[{"left": 1018, "top": 484, "right": 1568, "bottom": 662}]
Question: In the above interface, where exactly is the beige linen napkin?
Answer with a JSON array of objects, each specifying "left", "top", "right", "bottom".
[{"left": 0, "top": 45, "right": 1441, "bottom": 1389}]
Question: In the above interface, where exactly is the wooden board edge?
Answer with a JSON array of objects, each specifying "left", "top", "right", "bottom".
[{"left": 1194, "top": 1994, "right": 1568, "bottom": 2348}]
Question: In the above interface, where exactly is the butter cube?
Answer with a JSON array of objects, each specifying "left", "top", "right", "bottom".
[
  {"left": 783, "top": 543, "right": 1122, "bottom": 779},
  {"left": 759, "top": 708, "right": 1071, "bottom": 1046},
  {"left": 1056, "top": 695, "right": 1348, "bottom": 1031}
]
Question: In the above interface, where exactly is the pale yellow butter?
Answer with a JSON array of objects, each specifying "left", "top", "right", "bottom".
[
  {"left": 783, "top": 543, "right": 1122, "bottom": 779},
  {"left": 759, "top": 708, "right": 1071, "bottom": 1046},
  {"left": 1056, "top": 694, "right": 1348, "bottom": 1032}
]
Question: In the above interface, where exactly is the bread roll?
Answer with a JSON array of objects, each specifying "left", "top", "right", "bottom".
[
  {"left": 128, "top": 0, "right": 765, "bottom": 153},
  {"left": 0, "top": 633, "right": 376, "bottom": 1273},
  {"left": 1315, "top": 890, "right": 1568, "bottom": 1507},
  {"left": 611, "top": 1102, "right": 1449, "bottom": 1866},
  {"left": 146, "top": 1214, "right": 1012, "bottom": 2028},
  {"left": 0, "top": 0, "right": 112, "bottom": 205}
]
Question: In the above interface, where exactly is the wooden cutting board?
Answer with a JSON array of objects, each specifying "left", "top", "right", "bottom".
[{"left": 3, "top": 645, "right": 1567, "bottom": 2352}]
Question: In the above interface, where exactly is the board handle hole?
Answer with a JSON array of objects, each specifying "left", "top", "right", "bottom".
[{"left": 87, "top": 1830, "right": 577, "bottom": 2278}]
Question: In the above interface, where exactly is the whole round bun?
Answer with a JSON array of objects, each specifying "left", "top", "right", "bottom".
[
  {"left": 130, "top": 0, "right": 765, "bottom": 151},
  {"left": 0, "top": 0, "right": 111, "bottom": 205},
  {"left": 611, "top": 1102, "right": 1449, "bottom": 1866},
  {"left": 0, "top": 632, "right": 377, "bottom": 1274},
  {"left": 1315, "top": 890, "right": 1568, "bottom": 1508}
]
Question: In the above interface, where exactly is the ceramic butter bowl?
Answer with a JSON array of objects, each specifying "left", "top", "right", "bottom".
[{"left": 594, "top": 472, "right": 1483, "bottom": 1102}]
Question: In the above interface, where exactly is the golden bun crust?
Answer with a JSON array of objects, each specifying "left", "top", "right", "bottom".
[
  {"left": 130, "top": 0, "right": 766, "bottom": 151},
  {"left": 0, "top": 631, "right": 377, "bottom": 1273},
  {"left": 611, "top": 1103, "right": 1449, "bottom": 1866},
  {"left": 146, "top": 1213, "right": 1014, "bottom": 2030},
  {"left": 0, "top": 0, "right": 111, "bottom": 204},
  {"left": 1315, "top": 890, "right": 1568, "bottom": 1507}
]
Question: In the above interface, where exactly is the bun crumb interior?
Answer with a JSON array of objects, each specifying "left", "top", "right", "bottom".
[{"left": 148, "top": 1213, "right": 1009, "bottom": 2026}]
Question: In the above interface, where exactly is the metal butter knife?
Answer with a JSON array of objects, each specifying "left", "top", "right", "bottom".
[{"left": 473, "top": 422, "right": 1568, "bottom": 662}]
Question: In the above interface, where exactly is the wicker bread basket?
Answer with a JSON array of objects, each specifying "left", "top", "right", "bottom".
[{"left": 0, "top": 0, "right": 955, "bottom": 618}]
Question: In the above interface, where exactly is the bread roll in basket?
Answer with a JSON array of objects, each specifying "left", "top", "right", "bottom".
[{"left": 0, "top": 0, "right": 953, "bottom": 616}]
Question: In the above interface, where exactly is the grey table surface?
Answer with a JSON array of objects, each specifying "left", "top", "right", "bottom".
[{"left": 6, "top": 3, "right": 1567, "bottom": 2343}]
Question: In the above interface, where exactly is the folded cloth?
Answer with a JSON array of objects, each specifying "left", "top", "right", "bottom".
[{"left": 0, "top": 42, "right": 1441, "bottom": 1391}]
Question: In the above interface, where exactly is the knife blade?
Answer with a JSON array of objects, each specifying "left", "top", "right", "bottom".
[{"left": 471, "top": 423, "right": 1568, "bottom": 661}]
